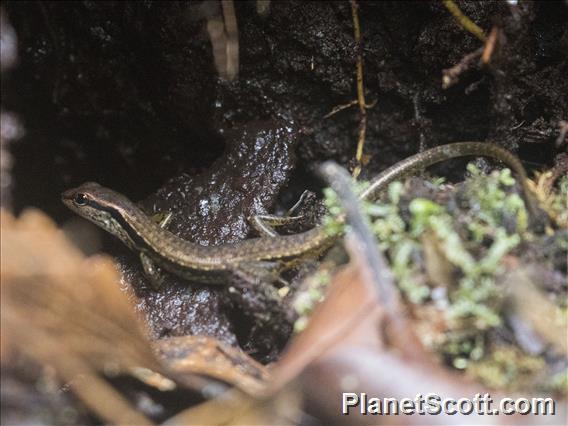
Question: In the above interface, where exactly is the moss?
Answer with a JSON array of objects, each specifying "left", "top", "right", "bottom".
[
  {"left": 366, "top": 182, "right": 430, "bottom": 303},
  {"left": 444, "top": 334, "right": 486, "bottom": 369},
  {"left": 466, "top": 346, "right": 546, "bottom": 391},
  {"left": 406, "top": 195, "right": 519, "bottom": 331},
  {"left": 292, "top": 269, "right": 332, "bottom": 332},
  {"left": 321, "top": 166, "right": 526, "bottom": 320},
  {"left": 321, "top": 187, "right": 345, "bottom": 237},
  {"left": 317, "top": 162, "right": 564, "bottom": 392},
  {"left": 391, "top": 239, "right": 428, "bottom": 303},
  {"left": 464, "top": 164, "right": 529, "bottom": 234}
]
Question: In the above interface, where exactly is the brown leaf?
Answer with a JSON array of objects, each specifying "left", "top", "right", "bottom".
[
  {"left": 155, "top": 335, "right": 270, "bottom": 396},
  {"left": 505, "top": 267, "right": 568, "bottom": 356},
  {"left": 1, "top": 209, "right": 272, "bottom": 423},
  {"left": 1, "top": 209, "right": 163, "bottom": 374},
  {"left": 1, "top": 209, "right": 157, "bottom": 424}
]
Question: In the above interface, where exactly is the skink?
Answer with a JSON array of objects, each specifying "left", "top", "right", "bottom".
[{"left": 62, "top": 142, "right": 537, "bottom": 286}]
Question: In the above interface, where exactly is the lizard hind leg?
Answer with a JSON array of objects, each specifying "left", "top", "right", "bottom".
[
  {"left": 249, "top": 214, "right": 304, "bottom": 237},
  {"left": 248, "top": 190, "right": 312, "bottom": 237},
  {"left": 150, "top": 211, "right": 173, "bottom": 229}
]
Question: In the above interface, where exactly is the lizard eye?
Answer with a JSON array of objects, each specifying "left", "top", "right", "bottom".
[{"left": 74, "top": 193, "right": 88, "bottom": 206}]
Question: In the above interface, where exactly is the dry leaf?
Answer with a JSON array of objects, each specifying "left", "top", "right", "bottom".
[
  {"left": 155, "top": 335, "right": 270, "bottom": 396},
  {"left": 1, "top": 209, "right": 272, "bottom": 423}
]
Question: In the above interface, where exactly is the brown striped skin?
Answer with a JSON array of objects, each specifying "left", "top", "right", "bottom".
[{"left": 62, "top": 142, "right": 537, "bottom": 285}]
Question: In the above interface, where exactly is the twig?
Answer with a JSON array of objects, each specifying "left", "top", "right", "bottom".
[
  {"left": 351, "top": 0, "right": 369, "bottom": 179},
  {"left": 442, "top": 46, "right": 483, "bottom": 89},
  {"left": 324, "top": 1, "right": 375, "bottom": 177},
  {"left": 207, "top": 14, "right": 228, "bottom": 78},
  {"left": 481, "top": 26, "right": 500, "bottom": 64},
  {"left": 221, "top": 0, "right": 239, "bottom": 80},
  {"left": 319, "top": 161, "right": 399, "bottom": 308},
  {"left": 442, "top": 0, "right": 487, "bottom": 42},
  {"left": 207, "top": 1, "right": 239, "bottom": 81},
  {"left": 319, "top": 162, "right": 420, "bottom": 354},
  {"left": 323, "top": 100, "right": 359, "bottom": 119},
  {"left": 324, "top": 98, "right": 376, "bottom": 120}
]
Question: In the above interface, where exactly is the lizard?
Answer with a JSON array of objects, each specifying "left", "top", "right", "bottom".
[{"left": 62, "top": 142, "right": 538, "bottom": 288}]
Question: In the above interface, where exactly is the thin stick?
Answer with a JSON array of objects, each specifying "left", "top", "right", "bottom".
[
  {"left": 351, "top": 0, "right": 368, "bottom": 179},
  {"left": 221, "top": 0, "right": 239, "bottom": 80},
  {"left": 324, "top": 99, "right": 359, "bottom": 119},
  {"left": 481, "top": 26, "right": 499, "bottom": 64},
  {"left": 442, "top": 46, "right": 483, "bottom": 89},
  {"left": 442, "top": 0, "right": 487, "bottom": 42}
]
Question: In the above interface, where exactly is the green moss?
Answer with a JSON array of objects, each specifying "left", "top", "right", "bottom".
[
  {"left": 292, "top": 269, "right": 332, "bottom": 332},
  {"left": 316, "top": 162, "right": 561, "bottom": 391},
  {"left": 320, "top": 168, "right": 527, "bottom": 317},
  {"left": 422, "top": 213, "right": 477, "bottom": 274},
  {"left": 477, "top": 228, "right": 520, "bottom": 273},
  {"left": 466, "top": 346, "right": 546, "bottom": 391},
  {"left": 409, "top": 198, "right": 444, "bottom": 236},
  {"left": 391, "top": 239, "right": 428, "bottom": 303},
  {"left": 322, "top": 187, "right": 345, "bottom": 237},
  {"left": 445, "top": 334, "right": 485, "bottom": 369},
  {"left": 366, "top": 183, "right": 431, "bottom": 303},
  {"left": 447, "top": 276, "right": 502, "bottom": 329},
  {"left": 465, "top": 164, "right": 529, "bottom": 234}
]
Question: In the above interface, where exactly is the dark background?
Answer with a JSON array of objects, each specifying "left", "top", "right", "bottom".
[{"left": 3, "top": 1, "right": 566, "bottom": 219}]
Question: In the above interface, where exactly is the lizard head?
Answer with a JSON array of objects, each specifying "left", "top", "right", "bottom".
[{"left": 61, "top": 182, "right": 139, "bottom": 248}]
